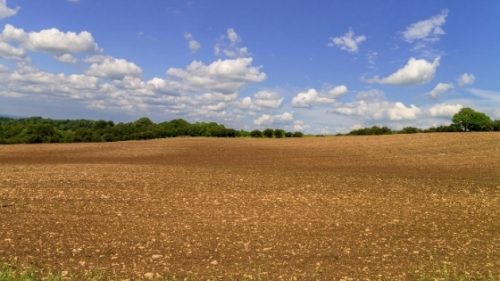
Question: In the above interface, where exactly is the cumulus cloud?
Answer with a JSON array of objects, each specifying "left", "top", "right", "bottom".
[
  {"left": 0, "top": 23, "right": 269, "bottom": 125},
  {"left": 184, "top": 32, "right": 201, "bottom": 54},
  {"left": 428, "top": 103, "right": 463, "bottom": 117},
  {"left": 214, "top": 28, "right": 249, "bottom": 58},
  {"left": 1, "top": 24, "right": 26, "bottom": 41},
  {"left": 428, "top": 82, "right": 453, "bottom": 98},
  {"left": 0, "top": 41, "right": 25, "bottom": 59},
  {"left": 25, "top": 27, "right": 99, "bottom": 54},
  {"left": 293, "top": 120, "right": 307, "bottom": 132},
  {"left": 0, "top": 0, "right": 19, "bottom": 19},
  {"left": 331, "top": 89, "right": 421, "bottom": 121},
  {"left": 166, "top": 57, "right": 265, "bottom": 95},
  {"left": 86, "top": 57, "right": 143, "bottom": 79},
  {"left": 0, "top": 63, "right": 99, "bottom": 100},
  {"left": 458, "top": 73, "right": 475, "bottom": 87},
  {"left": 367, "top": 57, "right": 440, "bottom": 85},
  {"left": 237, "top": 90, "right": 284, "bottom": 111},
  {"left": 254, "top": 112, "right": 294, "bottom": 127},
  {"left": 291, "top": 85, "right": 348, "bottom": 108},
  {"left": 292, "top": 88, "right": 334, "bottom": 108},
  {"left": 328, "top": 28, "right": 366, "bottom": 53},
  {"left": 55, "top": 53, "right": 77, "bottom": 64},
  {"left": 252, "top": 90, "right": 283, "bottom": 109},
  {"left": 403, "top": 10, "right": 448, "bottom": 43},
  {"left": 0, "top": 24, "right": 99, "bottom": 61},
  {"left": 327, "top": 85, "right": 349, "bottom": 98},
  {"left": 334, "top": 100, "right": 421, "bottom": 121}
]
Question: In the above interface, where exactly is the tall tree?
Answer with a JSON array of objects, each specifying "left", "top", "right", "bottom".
[{"left": 452, "top": 108, "right": 493, "bottom": 132}]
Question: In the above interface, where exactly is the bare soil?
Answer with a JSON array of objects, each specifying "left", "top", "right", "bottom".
[{"left": 0, "top": 133, "right": 499, "bottom": 280}]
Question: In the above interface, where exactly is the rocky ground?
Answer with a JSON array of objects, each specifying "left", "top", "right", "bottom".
[{"left": 0, "top": 133, "right": 499, "bottom": 280}]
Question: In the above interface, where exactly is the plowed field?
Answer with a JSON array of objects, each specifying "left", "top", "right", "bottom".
[{"left": 0, "top": 133, "right": 499, "bottom": 280}]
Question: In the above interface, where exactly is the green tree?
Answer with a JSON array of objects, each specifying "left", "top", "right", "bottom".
[
  {"left": 452, "top": 107, "right": 493, "bottom": 131},
  {"left": 273, "top": 129, "right": 285, "bottom": 138},
  {"left": 250, "top": 130, "right": 263, "bottom": 137},
  {"left": 263, "top": 128, "right": 274, "bottom": 138},
  {"left": 492, "top": 120, "right": 500, "bottom": 131},
  {"left": 134, "top": 117, "right": 155, "bottom": 128},
  {"left": 292, "top": 131, "right": 304, "bottom": 137}
]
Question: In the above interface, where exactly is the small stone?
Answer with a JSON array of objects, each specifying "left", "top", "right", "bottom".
[{"left": 151, "top": 254, "right": 163, "bottom": 260}]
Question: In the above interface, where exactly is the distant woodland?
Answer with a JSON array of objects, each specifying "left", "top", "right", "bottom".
[
  {"left": 0, "top": 107, "right": 498, "bottom": 144},
  {"left": 345, "top": 107, "right": 500, "bottom": 136},
  {"left": 0, "top": 116, "right": 303, "bottom": 144}
]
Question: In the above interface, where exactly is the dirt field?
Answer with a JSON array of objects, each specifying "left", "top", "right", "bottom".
[{"left": 0, "top": 133, "right": 499, "bottom": 280}]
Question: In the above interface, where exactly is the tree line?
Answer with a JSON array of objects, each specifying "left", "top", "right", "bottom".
[
  {"left": 346, "top": 107, "right": 500, "bottom": 136},
  {"left": 0, "top": 116, "right": 304, "bottom": 144}
]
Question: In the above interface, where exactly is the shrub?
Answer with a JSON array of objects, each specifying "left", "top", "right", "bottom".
[{"left": 400, "top": 127, "right": 420, "bottom": 134}]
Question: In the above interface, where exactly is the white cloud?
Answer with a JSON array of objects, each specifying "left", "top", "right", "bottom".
[
  {"left": 334, "top": 100, "right": 421, "bottom": 121},
  {"left": 0, "top": 63, "right": 99, "bottom": 100},
  {"left": 202, "top": 102, "right": 225, "bottom": 112},
  {"left": 291, "top": 86, "right": 348, "bottom": 108},
  {"left": 428, "top": 82, "right": 453, "bottom": 98},
  {"left": 367, "top": 57, "right": 440, "bottom": 85},
  {"left": 0, "top": 41, "right": 25, "bottom": 59},
  {"left": 25, "top": 27, "right": 99, "bottom": 54},
  {"left": 86, "top": 57, "right": 143, "bottom": 79},
  {"left": 428, "top": 103, "right": 463, "bottom": 117},
  {"left": 293, "top": 120, "right": 307, "bottom": 132},
  {"left": 254, "top": 112, "right": 294, "bottom": 127},
  {"left": 184, "top": 32, "right": 201, "bottom": 54},
  {"left": 328, "top": 28, "right": 366, "bottom": 53},
  {"left": 355, "top": 89, "right": 384, "bottom": 101},
  {"left": 1, "top": 24, "right": 99, "bottom": 59},
  {"left": 327, "top": 85, "right": 349, "bottom": 98},
  {"left": 238, "top": 96, "right": 253, "bottom": 109},
  {"left": 214, "top": 28, "right": 249, "bottom": 58},
  {"left": 55, "top": 53, "right": 77, "bottom": 64},
  {"left": 166, "top": 57, "right": 265, "bottom": 95},
  {"left": 458, "top": 73, "right": 475, "bottom": 87},
  {"left": 197, "top": 92, "right": 237, "bottom": 104},
  {"left": 252, "top": 90, "right": 283, "bottom": 109},
  {"left": 236, "top": 90, "right": 284, "bottom": 111},
  {"left": 0, "top": 0, "right": 19, "bottom": 19},
  {"left": 403, "top": 10, "right": 448, "bottom": 43},
  {"left": 292, "top": 88, "right": 332, "bottom": 108},
  {"left": 332, "top": 90, "right": 421, "bottom": 121},
  {"left": 1, "top": 24, "right": 26, "bottom": 42}
]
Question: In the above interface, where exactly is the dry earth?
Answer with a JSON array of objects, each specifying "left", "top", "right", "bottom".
[{"left": 0, "top": 133, "right": 499, "bottom": 280}]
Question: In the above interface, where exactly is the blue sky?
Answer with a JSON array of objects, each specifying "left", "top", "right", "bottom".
[{"left": 0, "top": 0, "right": 499, "bottom": 133}]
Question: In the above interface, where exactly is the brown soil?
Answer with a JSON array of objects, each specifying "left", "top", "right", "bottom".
[{"left": 0, "top": 133, "right": 499, "bottom": 280}]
